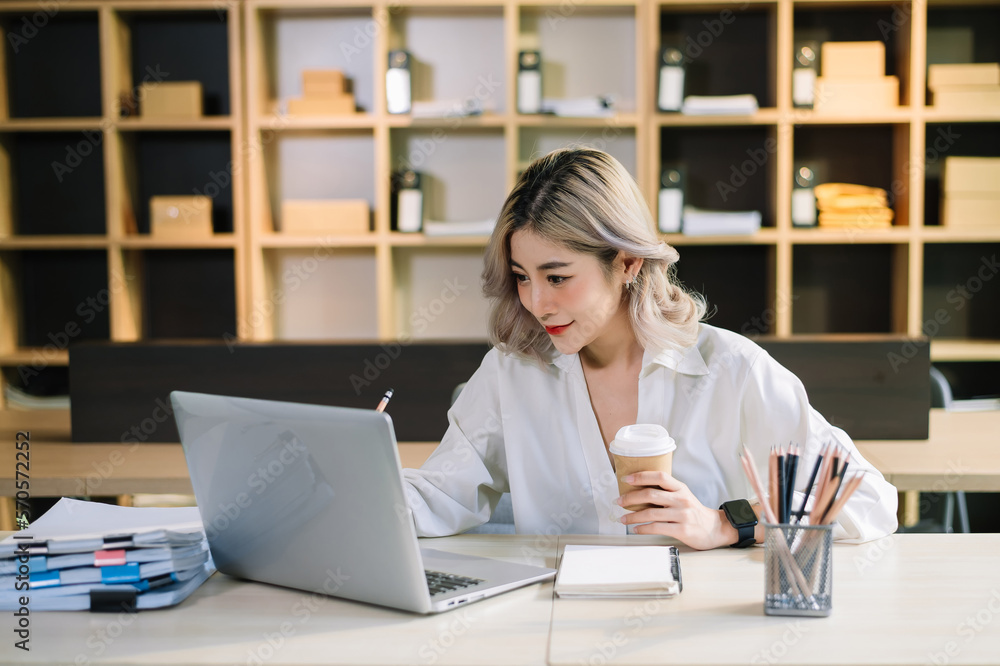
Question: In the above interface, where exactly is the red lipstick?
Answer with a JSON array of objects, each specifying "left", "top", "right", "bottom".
[{"left": 545, "top": 323, "right": 572, "bottom": 335}]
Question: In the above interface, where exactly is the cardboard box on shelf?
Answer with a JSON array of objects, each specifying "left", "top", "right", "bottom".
[
  {"left": 287, "top": 97, "right": 356, "bottom": 115},
  {"left": 140, "top": 81, "right": 203, "bottom": 118},
  {"left": 281, "top": 200, "right": 370, "bottom": 234},
  {"left": 814, "top": 76, "right": 899, "bottom": 113},
  {"left": 302, "top": 70, "right": 347, "bottom": 98},
  {"left": 941, "top": 196, "right": 1000, "bottom": 228},
  {"left": 942, "top": 157, "right": 1000, "bottom": 195},
  {"left": 150, "top": 196, "right": 213, "bottom": 237},
  {"left": 821, "top": 41, "right": 886, "bottom": 80},
  {"left": 928, "top": 63, "right": 1000, "bottom": 89},
  {"left": 931, "top": 85, "right": 1000, "bottom": 113}
]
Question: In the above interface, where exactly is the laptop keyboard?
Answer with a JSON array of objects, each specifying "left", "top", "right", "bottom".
[{"left": 425, "top": 570, "right": 485, "bottom": 596}]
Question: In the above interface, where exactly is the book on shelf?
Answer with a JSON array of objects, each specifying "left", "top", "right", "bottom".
[
  {"left": 554, "top": 545, "right": 682, "bottom": 599},
  {"left": 0, "top": 498, "right": 214, "bottom": 612}
]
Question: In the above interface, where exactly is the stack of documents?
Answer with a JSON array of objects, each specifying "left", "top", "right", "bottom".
[
  {"left": 815, "top": 183, "right": 893, "bottom": 229},
  {"left": 554, "top": 545, "right": 682, "bottom": 598},
  {"left": 0, "top": 498, "right": 214, "bottom": 611},
  {"left": 681, "top": 94, "right": 758, "bottom": 116},
  {"left": 682, "top": 207, "right": 761, "bottom": 236}
]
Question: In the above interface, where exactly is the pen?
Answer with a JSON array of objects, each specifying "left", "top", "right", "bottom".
[{"left": 375, "top": 388, "right": 394, "bottom": 413}]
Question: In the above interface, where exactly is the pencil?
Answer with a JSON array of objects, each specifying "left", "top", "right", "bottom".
[
  {"left": 777, "top": 447, "right": 787, "bottom": 524},
  {"left": 375, "top": 388, "right": 394, "bottom": 413},
  {"left": 785, "top": 444, "right": 799, "bottom": 525},
  {"left": 793, "top": 446, "right": 824, "bottom": 523}
]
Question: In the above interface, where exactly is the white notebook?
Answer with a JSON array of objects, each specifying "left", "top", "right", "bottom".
[{"left": 554, "top": 545, "right": 682, "bottom": 598}]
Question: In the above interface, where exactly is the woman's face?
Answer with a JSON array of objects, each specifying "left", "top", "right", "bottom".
[{"left": 510, "top": 229, "right": 626, "bottom": 356}]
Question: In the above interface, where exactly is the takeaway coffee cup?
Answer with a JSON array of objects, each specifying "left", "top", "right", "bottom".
[{"left": 610, "top": 424, "right": 676, "bottom": 511}]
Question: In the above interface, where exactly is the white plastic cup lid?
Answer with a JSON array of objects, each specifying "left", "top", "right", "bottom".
[{"left": 608, "top": 424, "right": 676, "bottom": 457}]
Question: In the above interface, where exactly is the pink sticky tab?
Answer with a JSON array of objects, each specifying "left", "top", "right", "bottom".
[{"left": 94, "top": 549, "right": 127, "bottom": 567}]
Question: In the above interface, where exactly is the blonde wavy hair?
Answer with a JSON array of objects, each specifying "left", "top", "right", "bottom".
[{"left": 482, "top": 148, "right": 707, "bottom": 364}]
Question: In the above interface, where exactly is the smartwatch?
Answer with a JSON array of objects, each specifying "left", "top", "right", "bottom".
[{"left": 720, "top": 499, "right": 758, "bottom": 548}]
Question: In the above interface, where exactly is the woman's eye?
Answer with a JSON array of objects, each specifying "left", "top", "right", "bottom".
[
  {"left": 548, "top": 275, "right": 567, "bottom": 285},
  {"left": 513, "top": 273, "right": 528, "bottom": 284}
]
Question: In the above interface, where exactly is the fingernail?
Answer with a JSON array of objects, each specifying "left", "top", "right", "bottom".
[
  {"left": 624, "top": 474, "right": 635, "bottom": 483},
  {"left": 616, "top": 496, "right": 623, "bottom": 506}
]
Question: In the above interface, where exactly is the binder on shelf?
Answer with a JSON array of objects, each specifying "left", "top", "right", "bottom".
[
  {"left": 792, "top": 164, "right": 819, "bottom": 228},
  {"left": 657, "top": 47, "right": 684, "bottom": 113},
  {"left": 386, "top": 50, "right": 412, "bottom": 115},
  {"left": 392, "top": 170, "right": 423, "bottom": 233},
  {"left": 518, "top": 51, "right": 542, "bottom": 114},
  {"left": 793, "top": 41, "right": 820, "bottom": 109},
  {"left": 658, "top": 165, "right": 685, "bottom": 234}
]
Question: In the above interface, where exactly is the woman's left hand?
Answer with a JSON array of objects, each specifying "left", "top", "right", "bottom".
[{"left": 617, "top": 471, "right": 735, "bottom": 550}]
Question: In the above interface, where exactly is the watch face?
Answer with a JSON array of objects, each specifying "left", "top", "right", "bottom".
[{"left": 725, "top": 500, "right": 757, "bottom": 526}]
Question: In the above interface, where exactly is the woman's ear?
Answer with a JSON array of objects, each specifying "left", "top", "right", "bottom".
[{"left": 622, "top": 255, "right": 644, "bottom": 281}]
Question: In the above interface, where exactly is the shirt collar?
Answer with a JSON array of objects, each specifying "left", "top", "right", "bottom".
[{"left": 548, "top": 342, "right": 710, "bottom": 376}]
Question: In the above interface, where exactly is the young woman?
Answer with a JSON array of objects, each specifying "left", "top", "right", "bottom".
[{"left": 402, "top": 148, "right": 897, "bottom": 549}]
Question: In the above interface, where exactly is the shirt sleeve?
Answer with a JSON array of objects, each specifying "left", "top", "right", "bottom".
[
  {"left": 401, "top": 350, "right": 510, "bottom": 537},
  {"left": 739, "top": 349, "right": 899, "bottom": 543}
]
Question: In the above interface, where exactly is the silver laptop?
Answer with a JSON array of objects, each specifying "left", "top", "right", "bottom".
[{"left": 171, "top": 390, "right": 555, "bottom": 614}]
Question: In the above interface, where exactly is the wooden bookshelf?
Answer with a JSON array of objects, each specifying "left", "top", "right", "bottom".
[{"left": 1, "top": 0, "right": 999, "bottom": 418}]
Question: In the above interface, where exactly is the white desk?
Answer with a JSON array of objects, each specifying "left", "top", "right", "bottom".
[{"left": 3, "top": 533, "right": 1000, "bottom": 666}]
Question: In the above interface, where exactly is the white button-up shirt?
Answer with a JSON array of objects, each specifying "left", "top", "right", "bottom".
[{"left": 403, "top": 324, "right": 898, "bottom": 543}]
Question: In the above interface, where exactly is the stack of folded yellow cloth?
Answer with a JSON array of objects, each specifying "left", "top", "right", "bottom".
[{"left": 815, "top": 183, "right": 894, "bottom": 229}]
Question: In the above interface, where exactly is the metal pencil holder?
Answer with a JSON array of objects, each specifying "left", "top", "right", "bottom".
[{"left": 764, "top": 522, "right": 833, "bottom": 617}]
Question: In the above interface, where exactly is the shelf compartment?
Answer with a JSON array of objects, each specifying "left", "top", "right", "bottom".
[
  {"left": 793, "top": 124, "right": 910, "bottom": 227},
  {"left": 519, "top": 127, "right": 638, "bottom": 179},
  {"left": 261, "top": 129, "right": 375, "bottom": 235},
  {"left": 389, "top": 7, "right": 507, "bottom": 115},
  {"left": 922, "top": 122, "right": 999, "bottom": 228},
  {"left": 392, "top": 246, "right": 490, "bottom": 341},
  {"left": 7, "top": 249, "right": 111, "bottom": 348},
  {"left": 792, "top": 244, "right": 901, "bottom": 335},
  {"left": 264, "top": 247, "right": 378, "bottom": 341},
  {"left": 923, "top": 243, "right": 1000, "bottom": 341},
  {"left": 659, "top": 4, "right": 777, "bottom": 109},
  {"left": 519, "top": 5, "right": 637, "bottom": 113},
  {"left": 1, "top": 10, "right": 101, "bottom": 119},
  {"left": 252, "top": 6, "right": 377, "bottom": 117},
  {"left": 925, "top": 3, "right": 1000, "bottom": 109},
  {"left": 660, "top": 125, "right": 777, "bottom": 227},
  {"left": 792, "top": 4, "right": 911, "bottom": 108},
  {"left": 137, "top": 249, "right": 237, "bottom": 340},
  {"left": 390, "top": 128, "right": 506, "bottom": 225},
  {"left": 673, "top": 244, "right": 775, "bottom": 337},
  {"left": 122, "top": 131, "right": 234, "bottom": 235},
  {"left": 3, "top": 132, "right": 107, "bottom": 236},
  {"left": 111, "top": 10, "right": 231, "bottom": 119}
]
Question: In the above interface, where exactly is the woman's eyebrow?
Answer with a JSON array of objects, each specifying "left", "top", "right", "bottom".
[{"left": 510, "top": 260, "right": 573, "bottom": 271}]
